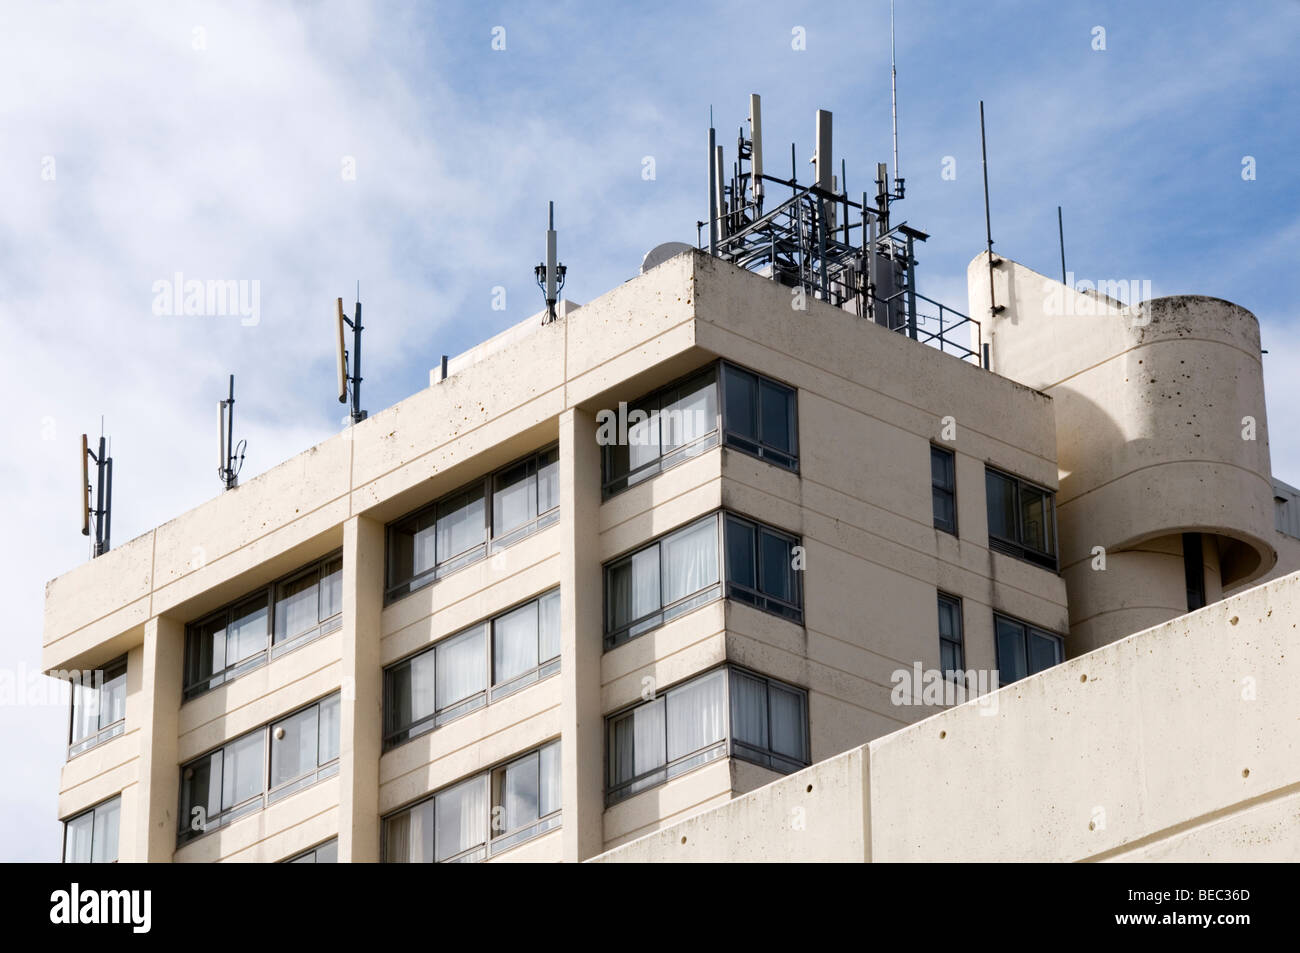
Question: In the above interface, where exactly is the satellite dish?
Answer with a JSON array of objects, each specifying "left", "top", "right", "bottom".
[{"left": 640, "top": 242, "right": 694, "bottom": 275}]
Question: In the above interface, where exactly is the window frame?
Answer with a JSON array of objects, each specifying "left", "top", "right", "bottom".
[
  {"left": 937, "top": 591, "right": 965, "bottom": 679},
  {"left": 382, "top": 589, "right": 562, "bottom": 751},
  {"left": 182, "top": 551, "right": 344, "bottom": 701},
  {"left": 61, "top": 794, "right": 121, "bottom": 864},
  {"left": 385, "top": 445, "right": 560, "bottom": 603},
  {"left": 984, "top": 466, "right": 1058, "bottom": 570},
  {"left": 282, "top": 839, "right": 338, "bottom": 863},
  {"left": 719, "top": 360, "right": 800, "bottom": 472},
  {"left": 723, "top": 513, "right": 804, "bottom": 623},
  {"left": 381, "top": 740, "right": 562, "bottom": 863},
  {"left": 992, "top": 612, "right": 1065, "bottom": 686},
  {"left": 67, "top": 656, "right": 127, "bottom": 759},
  {"left": 603, "top": 513, "right": 725, "bottom": 649},
  {"left": 604, "top": 665, "right": 811, "bottom": 805},
  {"left": 601, "top": 365, "right": 722, "bottom": 498},
  {"left": 931, "top": 444, "right": 957, "bottom": 536},
  {"left": 177, "top": 692, "right": 341, "bottom": 846}
]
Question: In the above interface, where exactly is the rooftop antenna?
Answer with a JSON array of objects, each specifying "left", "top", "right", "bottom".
[
  {"left": 80, "top": 422, "right": 113, "bottom": 558},
  {"left": 748, "top": 94, "right": 764, "bottom": 205},
  {"left": 890, "top": 0, "right": 905, "bottom": 200},
  {"left": 334, "top": 286, "right": 367, "bottom": 425},
  {"left": 980, "top": 101, "right": 1004, "bottom": 318},
  {"left": 218, "top": 374, "right": 245, "bottom": 490},
  {"left": 1057, "top": 205, "right": 1067, "bottom": 284},
  {"left": 535, "top": 201, "right": 567, "bottom": 324}
]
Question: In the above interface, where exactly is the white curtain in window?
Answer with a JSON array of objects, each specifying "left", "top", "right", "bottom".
[
  {"left": 271, "top": 706, "right": 317, "bottom": 787},
  {"left": 221, "top": 732, "right": 264, "bottom": 809},
  {"left": 493, "top": 602, "right": 538, "bottom": 683},
  {"left": 320, "top": 559, "right": 343, "bottom": 619},
  {"left": 537, "top": 451, "right": 559, "bottom": 514},
  {"left": 493, "top": 463, "right": 535, "bottom": 536},
  {"left": 437, "top": 490, "right": 485, "bottom": 560},
  {"left": 613, "top": 699, "right": 665, "bottom": 784},
  {"left": 70, "top": 679, "right": 98, "bottom": 743},
  {"left": 610, "top": 548, "right": 661, "bottom": 630},
  {"left": 63, "top": 812, "right": 94, "bottom": 862},
  {"left": 275, "top": 574, "right": 319, "bottom": 643},
  {"left": 729, "top": 671, "right": 768, "bottom": 749},
  {"left": 409, "top": 651, "right": 437, "bottom": 723},
  {"left": 662, "top": 518, "right": 719, "bottom": 605},
  {"left": 413, "top": 523, "right": 436, "bottom": 577},
  {"left": 93, "top": 797, "right": 120, "bottom": 863},
  {"left": 501, "top": 751, "right": 540, "bottom": 831},
  {"left": 768, "top": 684, "right": 806, "bottom": 760},
  {"left": 665, "top": 379, "right": 717, "bottom": 450},
  {"left": 539, "top": 742, "right": 561, "bottom": 817},
  {"left": 538, "top": 591, "right": 561, "bottom": 663},
  {"left": 227, "top": 598, "right": 268, "bottom": 663},
  {"left": 318, "top": 694, "right": 340, "bottom": 764},
  {"left": 436, "top": 627, "right": 486, "bottom": 708},
  {"left": 435, "top": 775, "right": 487, "bottom": 861},
  {"left": 627, "top": 405, "right": 661, "bottom": 472},
  {"left": 101, "top": 669, "right": 126, "bottom": 728},
  {"left": 666, "top": 670, "right": 725, "bottom": 761}
]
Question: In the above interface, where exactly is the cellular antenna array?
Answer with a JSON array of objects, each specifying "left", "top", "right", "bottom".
[
  {"left": 535, "top": 201, "right": 567, "bottom": 324},
  {"left": 335, "top": 285, "right": 368, "bottom": 424},
  {"left": 700, "top": 88, "right": 982, "bottom": 366},
  {"left": 218, "top": 374, "right": 246, "bottom": 490},
  {"left": 80, "top": 426, "right": 113, "bottom": 558}
]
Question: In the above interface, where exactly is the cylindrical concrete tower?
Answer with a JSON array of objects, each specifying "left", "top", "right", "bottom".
[{"left": 968, "top": 255, "right": 1278, "bottom": 654}]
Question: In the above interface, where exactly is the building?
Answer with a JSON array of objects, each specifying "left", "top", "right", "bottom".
[{"left": 43, "top": 179, "right": 1299, "bottom": 862}]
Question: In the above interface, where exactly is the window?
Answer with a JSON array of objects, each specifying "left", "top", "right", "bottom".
[
  {"left": 724, "top": 514, "right": 803, "bottom": 622},
  {"left": 383, "top": 741, "right": 561, "bottom": 862},
  {"left": 722, "top": 362, "right": 798, "bottom": 470},
  {"left": 68, "top": 657, "right": 127, "bottom": 758},
  {"left": 994, "top": 614, "right": 1064, "bottom": 685},
  {"left": 603, "top": 512, "right": 804, "bottom": 649},
  {"left": 937, "top": 593, "right": 964, "bottom": 676},
  {"left": 931, "top": 445, "right": 956, "bottom": 535},
  {"left": 603, "top": 367, "right": 720, "bottom": 496},
  {"left": 600, "top": 363, "right": 799, "bottom": 499},
  {"left": 183, "top": 552, "right": 343, "bottom": 699},
  {"left": 607, "top": 666, "right": 809, "bottom": 804},
  {"left": 985, "top": 468, "right": 1057, "bottom": 569},
  {"left": 284, "top": 839, "right": 338, "bottom": 863},
  {"left": 63, "top": 796, "right": 120, "bottom": 863},
  {"left": 178, "top": 694, "right": 340, "bottom": 845},
  {"left": 384, "top": 590, "right": 561, "bottom": 750},
  {"left": 386, "top": 446, "right": 560, "bottom": 602},
  {"left": 605, "top": 515, "right": 722, "bottom": 648}
]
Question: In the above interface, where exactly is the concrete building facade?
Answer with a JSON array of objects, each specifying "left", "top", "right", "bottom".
[{"left": 44, "top": 247, "right": 1298, "bottom": 862}]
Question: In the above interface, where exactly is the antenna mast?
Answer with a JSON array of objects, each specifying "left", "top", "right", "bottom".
[
  {"left": 535, "top": 202, "right": 567, "bottom": 324},
  {"left": 334, "top": 291, "right": 367, "bottom": 424},
  {"left": 890, "top": 0, "right": 904, "bottom": 199},
  {"left": 81, "top": 427, "right": 113, "bottom": 558},
  {"left": 218, "top": 374, "right": 246, "bottom": 490}
]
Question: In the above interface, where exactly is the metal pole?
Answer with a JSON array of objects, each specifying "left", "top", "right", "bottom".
[
  {"left": 1058, "top": 205, "right": 1067, "bottom": 284},
  {"left": 352, "top": 301, "right": 363, "bottom": 424},
  {"left": 708, "top": 125, "right": 718, "bottom": 256},
  {"left": 103, "top": 456, "right": 112, "bottom": 553},
  {"left": 905, "top": 233, "right": 918, "bottom": 340},
  {"left": 226, "top": 375, "right": 235, "bottom": 489},
  {"left": 979, "top": 101, "right": 1001, "bottom": 317},
  {"left": 94, "top": 435, "right": 106, "bottom": 556}
]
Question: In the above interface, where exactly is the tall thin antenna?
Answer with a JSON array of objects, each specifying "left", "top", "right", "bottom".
[
  {"left": 218, "top": 374, "right": 245, "bottom": 490},
  {"left": 980, "top": 100, "right": 1003, "bottom": 318},
  {"left": 1057, "top": 205, "right": 1067, "bottom": 284},
  {"left": 890, "top": 0, "right": 903, "bottom": 197}
]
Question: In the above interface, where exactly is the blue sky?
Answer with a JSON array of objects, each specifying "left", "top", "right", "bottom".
[{"left": 1, "top": 0, "right": 1297, "bottom": 860}]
